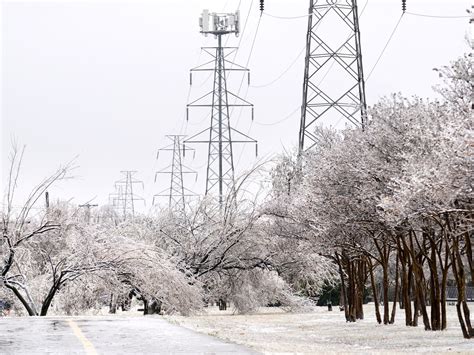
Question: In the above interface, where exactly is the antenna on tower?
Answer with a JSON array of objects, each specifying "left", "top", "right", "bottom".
[
  {"left": 113, "top": 171, "right": 145, "bottom": 220},
  {"left": 299, "top": 0, "right": 367, "bottom": 152},
  {"left": 153, "top": 135, "right": 197, "bottom": 213},
  {"left": 185, "top": 10, "right": 258, "bottom": 208}
]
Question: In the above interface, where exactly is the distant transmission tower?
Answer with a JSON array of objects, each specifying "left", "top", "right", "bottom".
[
  {"left": 299, "top": 0, "right": 367, "bottom": 152},
  {"left": 185, "top": 10, "right": 258, "bottom": 207},
  {"left": 109, "top": 184, "right": 123, "bottom": 215},
  {"left": 113, "top": 171, "right": 144, "bottom": 220},
  {"left": 153, "top": 135, "right": 197, "bottom": 212}
]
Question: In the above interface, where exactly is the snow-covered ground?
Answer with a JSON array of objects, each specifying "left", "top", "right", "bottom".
[{"left": 166, "top": 304, "right": 474, "bottom": 354}]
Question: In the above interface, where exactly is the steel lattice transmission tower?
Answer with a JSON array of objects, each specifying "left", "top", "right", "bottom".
[
  {"left": 112, "top": 171, "right": 144, "bottom": 220},
  {"left": 153, "top": 135, "right": 197, "bottom": 212},
  {"left": 185, "top": 10, "right": 257, "bottom": 207},
  {"left": 299, "top": 0, "right": 367, "bottom": 152}
]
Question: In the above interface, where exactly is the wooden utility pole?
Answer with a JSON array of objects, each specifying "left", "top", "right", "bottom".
[{"left": 79, "top": 203, "right": 98, "bottom": 224}]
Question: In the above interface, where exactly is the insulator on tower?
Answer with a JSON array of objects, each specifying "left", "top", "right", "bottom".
[
  {"left": 260, "top": 0, "right": 264, "bottom": 13},
  {"left": 402, "top": 0, "right": 406, "bottom": 13}
]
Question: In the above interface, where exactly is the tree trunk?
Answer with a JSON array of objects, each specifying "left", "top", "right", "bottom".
[
  {"left": 347, "top": 258, "right": 356, "bottom": 322},
  {"left": 367, "top": 257, "right": 382, "bottom": 324},
  {"left": 429, "top": 236, "right": 441, "bottom": 330},
  {"left": 397, "top": 235, "right": 413, "bottom": 326},
  {"left": 464, "top": 231, "right": 473, "bottom": 288},
  {"left": 40, "top": 281, "right": 61, "bottom": 316},
  {"left": 382, "top": 254, "right": 390, "bottom": 324},
  {"left": 451, "top": 236, "right": 473, "bottom": 338},
  {"left": 109, "top": 293, "right": 117, "bottom": 314},
  {"left": 5, "top": 283, "right": 38, "bottom": 316},
  {"left": 335, "top": 252, "right": 349, "bottom": 321},
  {"left": 390, "top": 255, "right": 399, "bottom": 324},
  {"left": 410, "top": 233, "right": 431, "bottom": 331},
  {"left": 355, "top": 259, "right": 365, "bottom": 320}
]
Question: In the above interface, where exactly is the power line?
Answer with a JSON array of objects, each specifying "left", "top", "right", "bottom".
[
  {"left": 228, "top": 12, "right": 263, "bottom": 141},
  {"left": 237, "top": 0, "right": 254, "bottom": 49},
  {"left": 406, "top": 11, "right": 469, "bottom": 19},
  {"left": 254, "top": 106, "right": 300, "bottom": 126},
  {"left": 366, "top": 13, "right": 404, "bottom": 81},
  {"left": 262, "top": 0, "right": 369, "bottom": 20},
  {"left": 233, "top": 14, "right": 262, "bottom": 127},
  {"left": 224, "top": 0, "right": 244, "bottom": 46},
  {"left": 263, "top": 12, "right": 310, "bottom": 20},
  {"left": 250, "top": 44, "right": 306, "bottom": 88},
  {"left": 244, "top": 15, "right": 262, "bottom": 71}
]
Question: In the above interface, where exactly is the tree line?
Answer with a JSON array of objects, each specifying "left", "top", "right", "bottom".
[{"left": 267, "top": 53, "right": 473, "bottom": 338}]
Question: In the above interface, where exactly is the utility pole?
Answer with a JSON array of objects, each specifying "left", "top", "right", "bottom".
[
  {"left": 299, "top": 0, "right": 367, "bottom": 152},
  {"left": 153, "top": 135, "right": 197, "bottom": 213},
  {"left": 78, "top": 203, "right": 98, "bottom": 224},
  {"left": 45, "top": 191, "right": 50, "bottom": 209},
  {"left": 113, "top": 171, "right": 144, "bottom": 220},
  {"left": 185, "top": 10, "right": 258, "bottom": 208}
]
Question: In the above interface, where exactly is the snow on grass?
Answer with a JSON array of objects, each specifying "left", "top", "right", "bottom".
[{"left": 165, "top": 304, "right": 474, "bottom": 354}]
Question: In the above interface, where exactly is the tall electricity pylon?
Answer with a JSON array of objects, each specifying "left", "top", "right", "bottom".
[
  {"left": 185, "top": 10, "right": 258, "bottom": 207},
  {"left": 153, "top": 135, "right": 197, "bottom": 212},
  {"left": 113, "top": 171, "right": 144, "bottom": 220},
  {"left": 299, "top": 0, "right": 367, "bottom": 152}
]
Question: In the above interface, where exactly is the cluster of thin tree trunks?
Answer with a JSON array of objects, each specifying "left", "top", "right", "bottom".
[{"left": 334, "top": 212, "right": 473, "bottom": 339}]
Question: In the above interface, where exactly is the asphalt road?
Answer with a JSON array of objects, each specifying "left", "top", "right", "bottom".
[{"left": 0, "top": 316, "right": 258, "bottom": 354}]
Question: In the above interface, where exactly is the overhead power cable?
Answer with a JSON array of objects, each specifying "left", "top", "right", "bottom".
[
  {"left": 263, "top": 12, "right": 310, "bottom": 20},
  {"left": 245, "top": 15, "right": 262, "bottom": 68},
  {"left": 254, "top": 106, "right": 300, "bottom": 126},
  {"left": 406, "top": 11, "right": 470, "bottom": 19},
  {"left": 233, "top": 14, "right": 263, "bottom": 127},
  {"left": 225, "top": 0, "right": 244, "bottom": 46},
  {"left": 226, "top": 0, "right": 254, "bottom": 77},
  {"left": 238, "top": 0, "right": 254, "bottom": 48},
  {"left": 366, "top": 13, "right": 404, "bottom": 81},
  {"left": 261, "top": 0, "right": 370, "bottom": 20},
  {"left": 233, "top": 14, "right": 263, "bottom": 165},
  {"left": 250, "top": 44, "right": 306, "bottom": 88}
]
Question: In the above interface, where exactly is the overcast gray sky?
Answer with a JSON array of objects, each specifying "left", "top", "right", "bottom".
[{"left": 1, "top": 0, "right": 471, "bottom": 210}]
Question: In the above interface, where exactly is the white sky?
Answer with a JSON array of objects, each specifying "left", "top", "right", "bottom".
[{"left": 1, "top": 0, "right": 471, "bottom": 211}]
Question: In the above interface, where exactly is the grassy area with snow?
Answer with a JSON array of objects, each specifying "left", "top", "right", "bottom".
[{"left": 165, "top": 304, "right": 474, "bottom": 354}]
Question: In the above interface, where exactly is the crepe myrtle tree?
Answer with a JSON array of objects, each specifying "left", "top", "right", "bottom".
[
  {"left": 153, "top": 163, "right": 333, "bottom": 313},
  {"left": 0, "top": 146, "right": 128, "bottom": 316},
  {"left": 266, "top": 53, "right": 472, "bottom": 338},
  {"left": 95, "top": 217, "right": 206, "bottom": 316},
  {"left": 1, "top": 145, "right": 71, "bottom": 315},
  {"left": 154, "top": 168, "right": 267, "bottom": 309}
]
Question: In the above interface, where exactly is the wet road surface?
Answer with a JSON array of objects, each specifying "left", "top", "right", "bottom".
[{"left": 0, "top": 316, "right": 258, "bottom": 354}]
